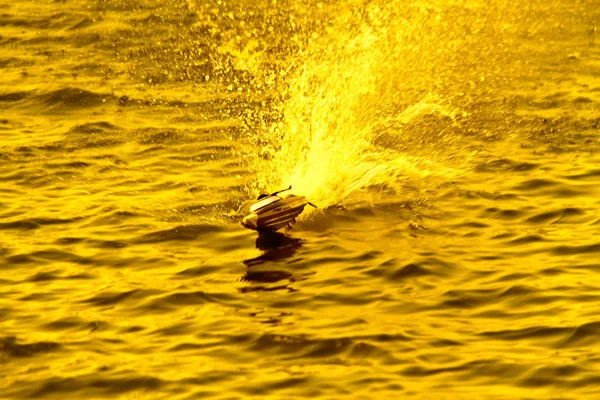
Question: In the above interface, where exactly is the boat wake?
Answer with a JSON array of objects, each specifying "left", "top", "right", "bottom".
[{"left": 237, "top": 1, "right": 492, "bottom": 211}]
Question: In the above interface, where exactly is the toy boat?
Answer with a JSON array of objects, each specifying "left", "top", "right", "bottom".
[{"left": 241, "top": 186, "right": 316, "bottom": 232}]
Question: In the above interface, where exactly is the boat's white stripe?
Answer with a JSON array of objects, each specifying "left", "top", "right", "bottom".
[
  {"left": 262, "top": 213, "right": 299, "bottom": 227},
  {"left": 259, "top": 208, "right": 304, "bottom": 224}
]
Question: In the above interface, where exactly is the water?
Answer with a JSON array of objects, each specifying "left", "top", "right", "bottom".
[{"left": 1, "top": 0, "right": 599, "bottom": 398}]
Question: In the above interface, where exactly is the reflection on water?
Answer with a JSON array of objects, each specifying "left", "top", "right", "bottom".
[
  {"left": 241, "top": 231, "right": 305, "bottom": 293},
  {"left": 242, "top": 231, "right": 303, "bottom": 268}
]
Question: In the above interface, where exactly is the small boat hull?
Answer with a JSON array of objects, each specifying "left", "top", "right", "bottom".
[{"left": 242, "top": 195, "right": 309, "bottom": 232}]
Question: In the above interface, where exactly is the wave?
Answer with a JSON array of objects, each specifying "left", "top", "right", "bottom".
[{"left": 32, "top": 88, "right": 114, "bottom": 111}]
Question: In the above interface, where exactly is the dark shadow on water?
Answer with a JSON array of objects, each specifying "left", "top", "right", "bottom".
[
  {"left": 240, "top": 231, "right": 305, "bottom": 294},
  {"left": 242, "top": 231, "right": 303, "bottom": 268}
]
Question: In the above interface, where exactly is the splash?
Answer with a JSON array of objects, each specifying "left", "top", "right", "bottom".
[
  {"left": 259, "top": 25, "right": 383, "bottom": 207},
  {"left": 250, "top": 3, "right": 471, "bottom": 209},
  {"left": 165, "top": 0, "right": 527, "bottom": 210}
]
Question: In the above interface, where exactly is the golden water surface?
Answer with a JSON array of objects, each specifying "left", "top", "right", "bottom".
[{"left": 1, "top": 0, "right": 599, "bottom": 398}]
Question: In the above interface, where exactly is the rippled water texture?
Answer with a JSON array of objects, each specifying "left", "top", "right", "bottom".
[{"left": 1, "top": 0, "right": 600, "bottom": 398}]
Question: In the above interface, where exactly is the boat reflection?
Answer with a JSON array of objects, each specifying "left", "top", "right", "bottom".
[
  {"left": 243, "top": 231, "right": 303, "bottom": 268},
  {"left": 240, "top": 231, "right": 304, "bottom": 293}
]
